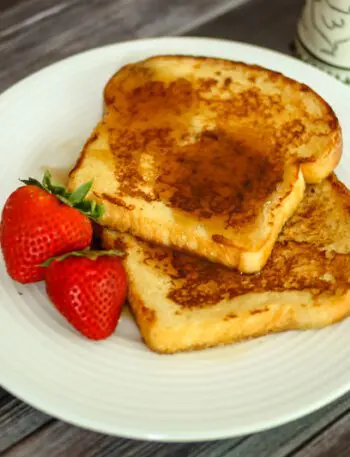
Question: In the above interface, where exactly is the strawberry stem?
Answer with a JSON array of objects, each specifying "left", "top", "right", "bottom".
[
  {"left": 41, "top": 249, "right": 125, "bottom": 267},
  {"left": 20, "top": 170, "right": 104, "bottom": 222}
]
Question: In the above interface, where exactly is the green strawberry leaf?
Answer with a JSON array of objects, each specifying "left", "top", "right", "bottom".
[
  {"left": 94, "top": 203, "right": 105, "bottom": 219},
  {"left": 74, "top": 197, "right": 105, "bottom": 222},
  {"left": 69, "top": 181, "right": 93, "bottom": 205},
  {"left": 56, "top": 194, "right": 74, "bottom": 207},
  {"left": 42, "top": 171, "right": 70, "bottom": 198},
  {"left": 41, "top": 249, "right": 125, "bottom": 267},
  {"left": 49, "top": 183, "right": 69, "bottom": 197},
  {"left": 20, "top": 177, "right": 43, "bottom": 187},
  {"left": 21, "top": 170, "right": 105, "bottom": 222},
  {"left": 42, "top": 170, "right": 52, "bottom": 190}
]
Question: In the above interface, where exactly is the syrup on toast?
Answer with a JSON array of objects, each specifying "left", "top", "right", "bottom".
[
  {"left": 70, "top": 56, "right": 342, "bottom": 272},
  {"left": 102, "top": 175, "right": 350, "bottom": 354}
]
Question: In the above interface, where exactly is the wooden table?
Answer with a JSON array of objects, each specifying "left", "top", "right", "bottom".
[{"left": 1, "top": 0, "right": 350, "bottom": 455}]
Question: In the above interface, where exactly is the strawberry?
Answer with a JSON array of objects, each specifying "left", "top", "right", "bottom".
[
  {"left": 45, "top": 251, "right": 127, "bottom": 340},
  {"left": 0, "top": 171, "right": 104, "bottom": 283}
]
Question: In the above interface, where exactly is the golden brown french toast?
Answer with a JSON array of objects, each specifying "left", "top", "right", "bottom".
[
  {"left": 70, "top": 55, "right": 342, "bottom": 272},
  {"left": 102, "top": 175, "right": 350, "bottom": 354}
]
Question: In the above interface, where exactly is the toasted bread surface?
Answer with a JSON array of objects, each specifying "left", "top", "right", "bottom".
[
  {"left": 102, "top": 175, "right": 350, "bottom": 354},
  {"left": 70, "top": 55, "right": 342, "bottom": 271}
]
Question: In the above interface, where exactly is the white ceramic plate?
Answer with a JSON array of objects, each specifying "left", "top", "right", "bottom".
[{"left": 1, "top": 37, "right": 350, "bottom": 442}]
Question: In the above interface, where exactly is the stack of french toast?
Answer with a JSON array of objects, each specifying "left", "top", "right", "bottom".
[{"left": 68, "top": 55, "right": 350, "bottom": 353}]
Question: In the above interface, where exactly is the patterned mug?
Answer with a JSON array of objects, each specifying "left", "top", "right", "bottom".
[{"left": 295, "top": 0, "right": 350, "bottom": 83}]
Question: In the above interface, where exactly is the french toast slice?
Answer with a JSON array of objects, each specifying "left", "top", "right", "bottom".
[
  {"left": 102, "top": 175, "right": 350, "bottom": 354},
  {"left": 70, "top": 55, "right": 342, "bottom": 272}
]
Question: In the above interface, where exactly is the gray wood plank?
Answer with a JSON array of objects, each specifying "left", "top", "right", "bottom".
[
  {"left": 223, "top": 393, "right": 350, "bottom": 457},
  {"left": 0, "top": 388, "right": 10, "bottom": 401},
  {"left": 0, "top": 0, "right": 23, "bottom": 12},
  {"left": 0, "top": 0, "right": 247, "bottom": 92},
  {"left": 1, "top": 420, "right": 245, "bottom": 457},
  {"left": 3, "top": 392, "right": 350, "bottom": 457},
  {"left": 291, "top": 410, "right": 350, "bottom": 457},
  {"left": 192, "top": 0, "right": 304, "bottom": 55},
  {"left": 0, "top": 395, "right": 51, "bottom": 453}
]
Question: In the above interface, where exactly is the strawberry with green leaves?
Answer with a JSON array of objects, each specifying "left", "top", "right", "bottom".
[
  {"left": 0, "top": 171, "right": 104, "bottom": 283},
  {"left": 45, "top": 251, "right": 127, "bottom": 340}
]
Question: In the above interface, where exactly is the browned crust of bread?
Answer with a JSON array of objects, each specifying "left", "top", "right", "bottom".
[
  {"left": 104, "top": 54, "right": 338, "bottom": 127},
  {"left": 104, "top": 55, "right": 342, "bottom": 184},
  {"left": 69, "top": 131, "right": 98, "bottom": 177},
  {"left": 70, "top": 55, "right": 342, "bottom": 272},
  {"left": 238, "top": 170, "right": 305, "bottom": 271},
  {"left": 71, "top": 151, "right": 305, "bottom": 272},
  {"left": 301, "top": 133, "right": 342, "bottom": 183},
  {"left": 329, "top": 172, "right": 350, "bottom": 196},
  {"left": 92, "top": 175, "right": 303, "bottom": 273},
  {"left": 127, "top": 285, "right": 350, "bottom": 354},
  {"left": 102, "top": 174, "right": 350, "bottom": 354},
  {"left": 103, "top": 55, "right": 342, "bottom": 185}
]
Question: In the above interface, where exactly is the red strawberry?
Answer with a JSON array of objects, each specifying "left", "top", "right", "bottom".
[
  {"left": 0, "top": 171, "right": 104, "bottom": 283},
  {"left": 45, "top": 251, "right": 127, "bottom": 340}
]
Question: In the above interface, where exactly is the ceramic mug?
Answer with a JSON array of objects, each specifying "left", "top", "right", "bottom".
[{"left": 295, "top": 0, "right": 350, "bottom": 83}]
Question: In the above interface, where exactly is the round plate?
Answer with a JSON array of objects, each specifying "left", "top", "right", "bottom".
[{"left": 1, "top": 37, "right": 350, "bottom": 442}]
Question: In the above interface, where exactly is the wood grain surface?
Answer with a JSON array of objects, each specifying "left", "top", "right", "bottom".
[
  {"left": 193, "top": 0, "right": 304, "bottom": 54},
  {"left": 1, "top": 0, "right": 350, "bottom": 456},
  {"left": 0, "top": 0, "right": 249, "bottom": 91}
]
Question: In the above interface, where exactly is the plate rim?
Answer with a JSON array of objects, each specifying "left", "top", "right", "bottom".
[{"left": 2, "top": 368, "right": 350, "bottom": 442}]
